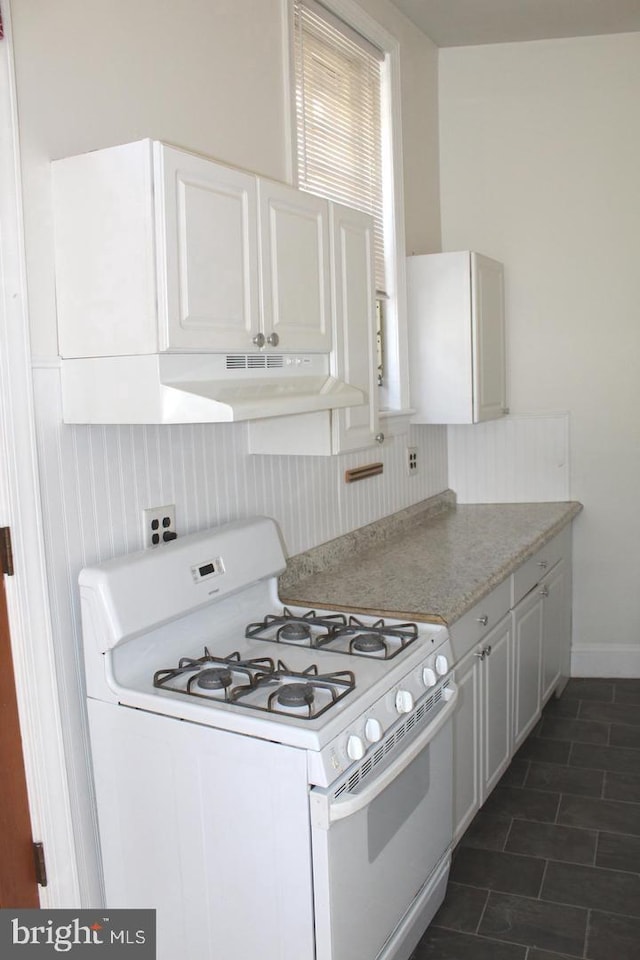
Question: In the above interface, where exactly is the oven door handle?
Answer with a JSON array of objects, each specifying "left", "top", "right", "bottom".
[{"left": 310, "top": 682, "right": 458, "bottom": 830}]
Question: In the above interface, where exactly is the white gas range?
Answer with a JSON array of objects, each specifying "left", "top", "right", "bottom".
[{"left": 80, "top": 517, "right": 457, "bottom": 960}]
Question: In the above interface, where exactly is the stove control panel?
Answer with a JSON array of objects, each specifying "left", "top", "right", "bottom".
[
  {"left": 309, "top": 636, "right": 455, "bottom": 786},
  {"left": 191, "top": 556, "right": 225, "bottom": 584}
]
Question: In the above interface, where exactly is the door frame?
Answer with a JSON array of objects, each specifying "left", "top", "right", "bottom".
[{"left": 0, "top": 1, "right": 80, "bottom": 906}]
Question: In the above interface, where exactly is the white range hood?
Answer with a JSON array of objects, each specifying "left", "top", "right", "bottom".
[{"left": 60, "top": 353, "right": 365, "bottom": 424}]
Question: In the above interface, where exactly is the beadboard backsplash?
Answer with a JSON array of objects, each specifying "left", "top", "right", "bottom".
[
  {"left": 448, "top": 413, "right": 570, "bottom": 503},
  {"left": 34, "top": 363, "right": 448, "bottom": 587}
]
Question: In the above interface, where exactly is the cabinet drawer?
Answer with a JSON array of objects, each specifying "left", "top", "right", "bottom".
[
  {"left": 511, "top": 527, "right": 570, "bottom": 607},
  {"left": 449, "top": 578, "right": 511, "bottom": 663}
]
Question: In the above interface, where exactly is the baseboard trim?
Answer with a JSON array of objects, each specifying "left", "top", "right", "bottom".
[{"left": 571, "top": 644, "right": 640, "bottom": 678}]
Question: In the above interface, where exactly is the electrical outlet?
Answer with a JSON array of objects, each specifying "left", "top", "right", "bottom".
[
  {"left": 143, "top": 504, "right": 176, "bottom": 548},
  {"left": 407, "top": 446, "right": 418, "bottom": 476}
]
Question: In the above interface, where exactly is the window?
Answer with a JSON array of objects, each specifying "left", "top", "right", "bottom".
[
  {"left": 290, "top": 0, "right": 409, "bottom": 414},
  {"left": 293, "top": 0, "right": 385, "bottom": 291}
]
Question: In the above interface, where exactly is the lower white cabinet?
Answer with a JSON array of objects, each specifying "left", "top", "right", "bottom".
[
  {"left": 540, "top": 557, "right": 570, "bottom": 703},
  {"left": 453, "top": 613, "right": 512, "bottom": 843},
  {"left": 452, "top": 525, "right": 573, "bottom": 843},
  {"left": 512, "top": 586, "right": 543, "bottom": 751},
  {"left": 452, "top": 647, "right": 480, "bottom": 842}
]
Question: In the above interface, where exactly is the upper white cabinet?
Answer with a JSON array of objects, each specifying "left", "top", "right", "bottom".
[
  {"left": 406, "top": 251, "right": 506, "bottom": 424},
  {"left": 158, "top": 145, "right": 259, "bottom": 352},
  {"left": 329, "top": 203, "right": 379, "bottom": 452},
  {"left": 52, "top": 139, "right": 330, "bottom": 358},
  {"left": 247, "top": 203, "right": 379, "bottom": 456},
  {"left": 258, "top": 178, "right": 331, "bottom": 353}
]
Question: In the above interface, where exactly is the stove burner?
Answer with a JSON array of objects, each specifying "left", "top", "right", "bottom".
[
  {"left": 196, "top": 667, "right": 233, "bottom": 690},
  {"left": 154, "top": 650, "right": 276, "bottom": 703},
  {"left": 351, "top": 632, "right": 387, "bottom": 654},
  {"left": 245, "top": 608, "right": 347, "bottom": 648},
  {"left": 276, "top": 682, "right": 315, "bottom": 708},
  {"left": 277, "top": 621, "right": 312, "bottom": 643}
]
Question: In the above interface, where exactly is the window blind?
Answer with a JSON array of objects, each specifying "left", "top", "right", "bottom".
[{"left": 293, "top": 0, "right": 386, "bottom": 293}]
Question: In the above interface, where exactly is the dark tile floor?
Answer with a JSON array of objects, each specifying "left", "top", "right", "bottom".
[{"left": 412, "top": 678, "right": 640, "bottom": 960}]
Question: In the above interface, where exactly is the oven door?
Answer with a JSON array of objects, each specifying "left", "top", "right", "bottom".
[{"left": 309, "top": 683, "right": 457, "bottom": 960}]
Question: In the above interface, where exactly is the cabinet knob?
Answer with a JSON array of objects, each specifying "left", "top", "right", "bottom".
[
  {"left": 537, "top": 560, "right": 548, "bottom": 569},
  {"left": 375, "top": 433, "right": 385, "bottom": 444},
  {"left": 484, "top": 645, "right": 492, "bottom": 657},
  {"left": 475, "top": 650, "right": 486, "bottom": 660},
  {"left": 266, "top": 332, "right": 280, "bottom": 347},
  {"left": 540, "top": 585, "right": 549, "bottom": 598},
  {"left": 476, "top": 615, "right": 489, "bottom": 626},
  {"left": 252, "top": 332, "right": 266, "bottom": 348}
]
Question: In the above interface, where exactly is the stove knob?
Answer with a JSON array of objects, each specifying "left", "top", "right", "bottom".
[
  {"left": 364, "top": 717, "right": 383, "bottom": 743},
  {"left": 346, "top": 734, "right": 366, "bottom": 762},
  {"left": 435, "top": 654, "right": 449, "bottom": 676},
  {"left": 395, "top": 689, "right": 414, "bottom": 714},
  {"left": 422, "top": 666, "right": 437, "bottom": 688}
]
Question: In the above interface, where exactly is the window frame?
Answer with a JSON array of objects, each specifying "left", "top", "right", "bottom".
[{"left": 283, "top": 0, "right": 411, "bottom": 420}]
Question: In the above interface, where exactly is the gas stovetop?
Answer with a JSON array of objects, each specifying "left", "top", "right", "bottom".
[
  {"left": 151, "top": 607, "right": 430, "bottom": 719},
  {"left": 79, "top": 517, "right": 452, "bottom": 784}
]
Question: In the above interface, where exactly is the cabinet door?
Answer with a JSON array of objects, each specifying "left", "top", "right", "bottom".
[
  {"left": 481, "top": 616, "right": 512, "bottom": 799},
  {"left": 157, "top": 144, "right": 260, "bottom": 352},
  {"left": 541, "top": 559, "right": 569, "bottom": 704},
  {"left": 258, "top": 180, "right": 331, "bottom": 353},
  {"left": 472, "top": 253, "right": 506, "bottom": 422},
  {"left": 512, "top": 589, "right": 543, "bottom": 750},
  {"left": 453, "top": 648, "right": 481, "bottom": 843},
  {"left": 330, "top": 204, "right": 378, "bottom": 453}
]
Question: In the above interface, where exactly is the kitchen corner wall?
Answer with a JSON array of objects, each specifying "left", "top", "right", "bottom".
[
  {"left": 439, "top": 32, "right": 640, "bottom": 670},
  {"left": 448, "top": 413, "right": 570, "bottom": 504}
]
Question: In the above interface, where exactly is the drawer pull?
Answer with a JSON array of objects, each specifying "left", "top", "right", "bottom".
[{"left": 476, "top": 615, "right": 489, "bottom": 626}]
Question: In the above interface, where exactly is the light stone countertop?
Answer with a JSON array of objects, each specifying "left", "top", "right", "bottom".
[{"left": 279, "top": 493, "right": 583, "bottom": 625}]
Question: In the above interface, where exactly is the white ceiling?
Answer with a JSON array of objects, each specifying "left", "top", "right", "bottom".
[{"left": 388, "top": 0, "right": 640, "bottom": 47}]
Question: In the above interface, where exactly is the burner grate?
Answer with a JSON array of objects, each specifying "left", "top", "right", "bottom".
[
  {"left": 231, "top": 660, "right": 356, "bottom": 720},
  {"left": 245, "top": 607, "right": 347, "bottom": 647},
  {"left": 246, "top": 608, "right": 419, "bottom": 660},
  {"left": 153, "top": 649, "right": 356, "bottom": 718},
  {"left": 153, "top": 649, "right": 275, "bottom": 702}
]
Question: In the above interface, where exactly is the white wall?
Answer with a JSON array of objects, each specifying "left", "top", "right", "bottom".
[
  {"left": 9, "top": 0, "right": 446, "bottom": 903},
  {"left": 439, "top": 33, "right": 640, "bottom": 673}
]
